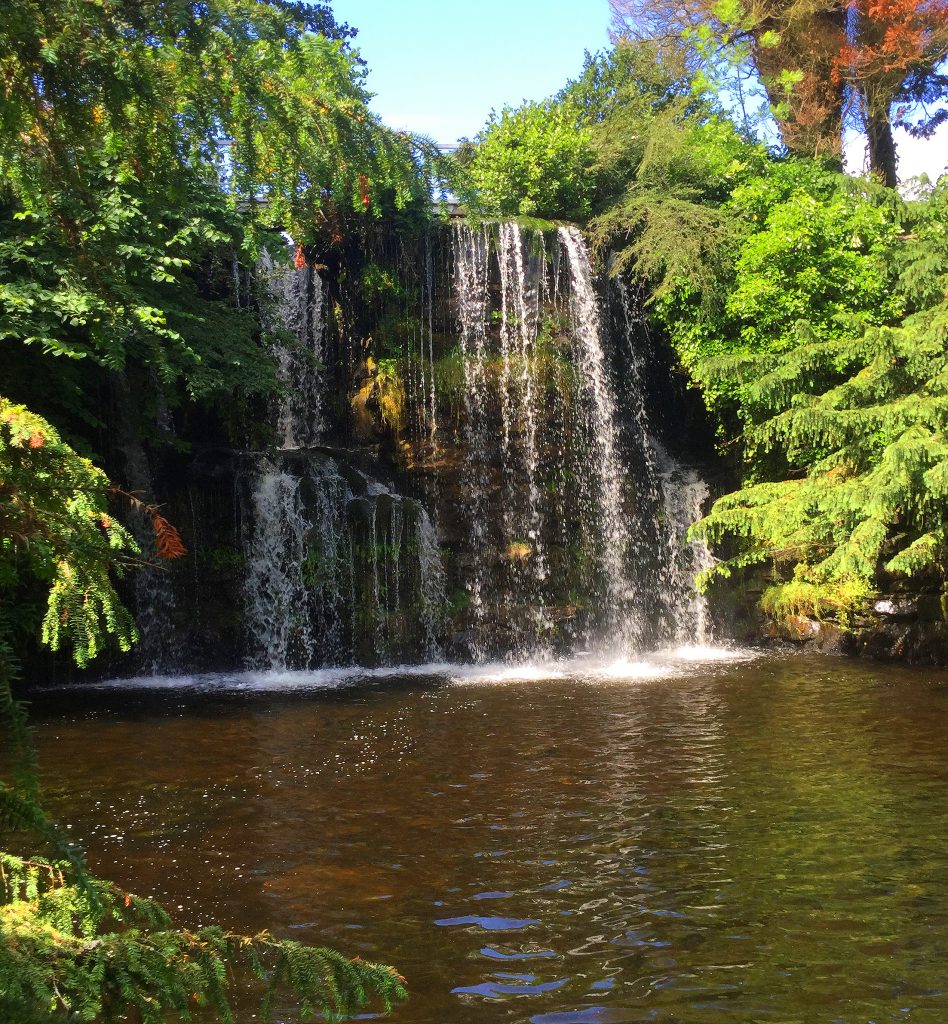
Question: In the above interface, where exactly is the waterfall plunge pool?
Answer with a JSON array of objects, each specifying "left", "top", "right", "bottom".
[{"left": 30, "top": 651, "right": 948, "bottom": 1023}]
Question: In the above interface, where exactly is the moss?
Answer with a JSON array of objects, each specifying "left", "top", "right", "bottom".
[
  {"left": 375, "top": 358, "right": 407, "bottom": 435},
  {"left": 206, "top": 547, "right": 247, "bottom": 575},
  {"left": 760, "top": 574, "right": 873, "bottom": 624}
]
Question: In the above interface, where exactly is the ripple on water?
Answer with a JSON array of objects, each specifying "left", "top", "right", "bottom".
[
  {"left": 453, "top": 974, "right": 570, "bottom": 997},
  {"left": 531, "top": 1009, "right": 645, "bottom": 1024},
  {"left": 480, "top": 946, "right": 559, "bottom": 961},
  {"left": 435, "top": 915, "right": 541, "bottom": 931},
  {"left": 32, "top": 652, "right": 948, "bottom": 1024}
]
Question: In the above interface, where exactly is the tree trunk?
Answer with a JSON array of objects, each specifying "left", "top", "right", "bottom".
[{"left": 865, "top": 108, "right": 898, "bottom": 188}]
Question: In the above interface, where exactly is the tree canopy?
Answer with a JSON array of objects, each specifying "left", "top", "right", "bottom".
[{"left": 609, "top": 0, "right": 948, "bottom": 185}]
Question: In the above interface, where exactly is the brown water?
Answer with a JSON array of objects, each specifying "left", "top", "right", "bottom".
[{"left": 29, "top": 650, "right": 948, "bottom": 1023}]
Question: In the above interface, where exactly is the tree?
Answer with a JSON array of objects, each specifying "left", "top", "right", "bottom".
[
  {"left": 0, "top": 0, "right": 432, "bottom": 399},
  {"left": 834, "top": 0, "right": 948, "bottom": 186},
  {"left": 452, "top": 99, "right": 594, "bottom": 220},
  {"left": 610, "top": 0, "right": 948, "bottom": 185},
  {"left": 688, "top": 178, "right": 947, "bottom": 621}
]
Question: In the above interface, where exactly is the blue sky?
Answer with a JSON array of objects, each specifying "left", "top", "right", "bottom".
[
  {"left": 331, "top": 0, "right": 946, "bottom": 181},
  {"left": 331, "top": 0, "right": 612, "bottom": 143}
]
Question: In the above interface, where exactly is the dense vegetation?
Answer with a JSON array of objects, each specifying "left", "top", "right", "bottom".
[
  {"left": 1, "top": 0, "right": 946, "bottom": 1016},
  {"left": 453, "top": 29, "right": 947, "bottom": 628},
  {"left": 0, "top": 1, "right": 426, "bottom": 1019}
]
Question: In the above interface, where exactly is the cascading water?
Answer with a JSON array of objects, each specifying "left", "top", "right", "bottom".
[
  {"left": 558, "top": 225, "right": 644, "bottom": 652},
  {"left": 132, "top": 221, "right": 716, "bottom": 676},
  {"left": 497, "top": 223, "right": 549, "bottom": 624},
  {"left": 447, "top": 222, "right": 713, "bottom": 659},
  {"left": 613, "top": 276, "right": 715, "bottom": 646},
  {"left": 244, "top": 466, "right": 313, "bottom": 669},
  {"left": 243, "top": 245, "right": 447, "bottom": 670},
  {"left": 654, "top": 450, "right": 715, "bottom": 645},
  {"left": 453, "top": 223, "right": 493, "bottom": 653},
  {"left": 257, "top": 244, "right": 325, "bottom": 449}
]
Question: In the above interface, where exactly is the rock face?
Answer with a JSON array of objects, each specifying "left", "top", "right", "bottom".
[
  {"left": 107, "top": 221, "right": 722, "bottom": 676},
  {"left": 754, "top": 594, "right": 948, "bottom": 665}
]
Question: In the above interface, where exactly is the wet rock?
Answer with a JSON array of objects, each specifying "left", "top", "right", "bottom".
[{"left": 873, "top": 597, "right": 918, "bottom": 620}]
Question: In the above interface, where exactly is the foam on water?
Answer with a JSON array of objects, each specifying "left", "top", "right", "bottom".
[{"left": 66, "top": 645, "right": 758, "bottom": 694}]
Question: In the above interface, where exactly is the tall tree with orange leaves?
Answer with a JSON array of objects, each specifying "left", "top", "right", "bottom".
[
  {"left": 610, "top": 0, "right": 948, "bottom": 184},
  {"left": 835, "top": 0, "right": 948, "bottom": 184}
]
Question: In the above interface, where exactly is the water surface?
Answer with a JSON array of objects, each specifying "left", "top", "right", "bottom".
[{"left": 30, "top": 650, "right": 948, "bottom": 1023}]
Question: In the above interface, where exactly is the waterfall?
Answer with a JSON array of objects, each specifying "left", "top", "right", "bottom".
[
  {"left": 446, "top": 222, "right": 713, "bottom": 660},
  {"left": 657, "top": 457, "right": 715, "bottom": 645},
  {"left": 243, "top": 455, "right": 446, "bottom": 669},
  {"left": 497, "top": 223, "right": 548, "bottom": 615},
  {"left": 244, "top": 466, "right": 313, "bottom": 669},
  {"left": 134, "top": 221, "right": 716, "bottom": 675},
  {"left": 558, "top": 226, "right": 643, "bottom": 652},
  {"left": 417, "top": 507, "right": 447, "bottom": 656},
  {"left": 258, "top": 244, "right": 325, "bottom": 449},
  {"left": 454, "top": 223, "right": 492, "bottom": 654},
  {"left": 242, "top": 243, "right": 447, "bottom": 670}
]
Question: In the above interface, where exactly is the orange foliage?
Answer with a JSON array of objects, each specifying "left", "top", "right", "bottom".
[
  {"left": 151, "top": 512, "right": 187, "bottom": 560},
  {"left": 358, "top": 172, "right": 370, "bottom": 208},
  {"left": 293, "top": 243, "right": 307, "bottom": 269},
  {"left": 834, "top": 0, "right": 948, "bottom": 83}
]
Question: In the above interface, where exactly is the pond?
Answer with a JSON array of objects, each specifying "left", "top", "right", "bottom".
[{"left": 29, "top": 648, "right": 948, "bottom": 1023}]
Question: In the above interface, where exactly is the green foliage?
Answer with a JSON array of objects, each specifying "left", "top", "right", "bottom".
[
  {"left": 691, "top": 181, "right": 948, "bottom": 619},
  {"left": 722, "top": 164, "right": 902, "bottom": 353},
  {"left": 0, "top": 399, "right": 138, "bottom": 666},
  {"left": 582, "top": 43, "right": 762, "bottom": 303},
  {"left": 0, "top": 851, "right": 406, "bottom": 1024},
  {"left": 0, "top": 0, "right": 437, "bottom": 434},
  {"left": 453, "top": 98, "right": 594, "bottom": 220}
]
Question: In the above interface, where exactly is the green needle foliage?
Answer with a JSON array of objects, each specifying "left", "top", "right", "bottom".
[
  {"left": 0, "top": 853, "right": 406, "bottom": 1024},
  {"left": 691, "top": 182, "right": 948, "bottom": 620},
  {"left": 0, "top": 399, "right": 139, "bottom": 667}
]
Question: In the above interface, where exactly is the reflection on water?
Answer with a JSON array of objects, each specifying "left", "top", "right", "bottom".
[{"left": 29, "top": 652, "right": 948, "bottom": 1023}]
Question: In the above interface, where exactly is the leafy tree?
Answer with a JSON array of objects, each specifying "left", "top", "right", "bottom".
[
  {"left": 833, "top": 0, "right": 948, "bottom": 185},
  {"left": 610, "top": 0, "right": 948, "bottom": 185},
  {"left": 0, "top": 0, "right": 434, "bottom": 421},
  {"left": 453, "top": 98, "right": 594, "bottom": 220},
  {"left": 689, "top": 179, "right": 947, "bottom": 620},
  {"left": 581, "top": 43, "right": 765, "bottom": 316}
]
